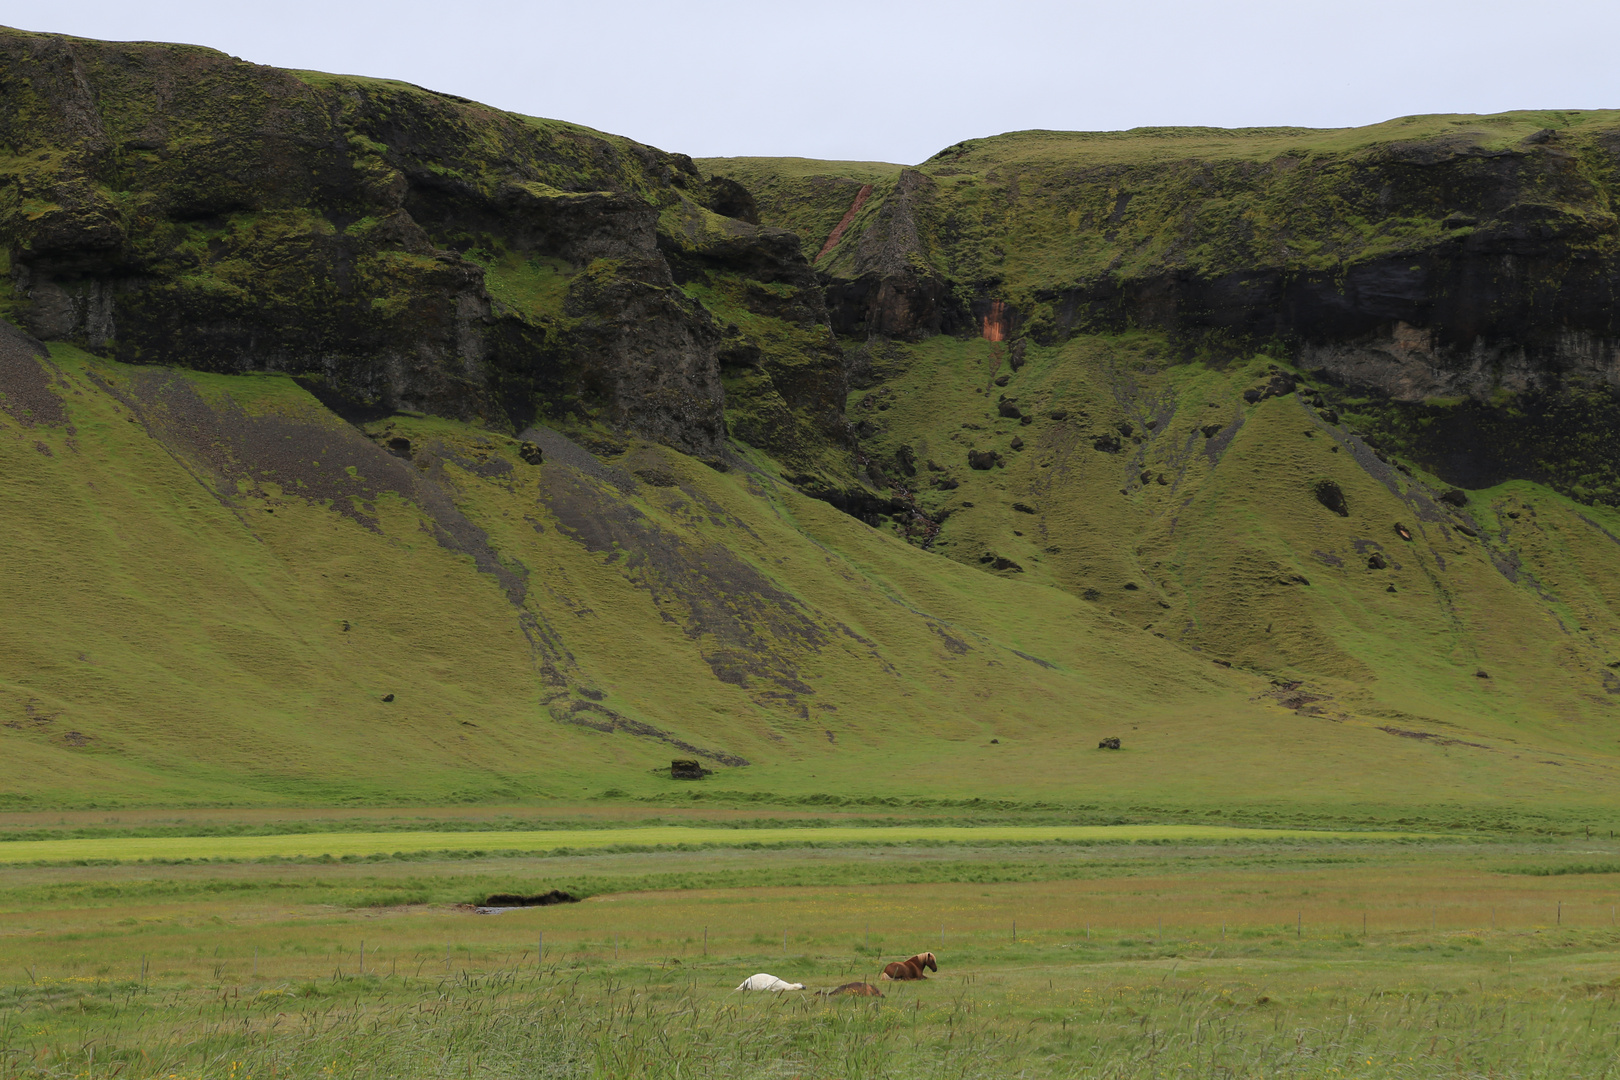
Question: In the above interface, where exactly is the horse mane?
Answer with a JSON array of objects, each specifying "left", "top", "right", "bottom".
[{"left": 912, "top": 952, "right": 937, "bottom": 971}]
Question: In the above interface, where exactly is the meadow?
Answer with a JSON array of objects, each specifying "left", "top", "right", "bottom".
[
  {"left": 0, "top": 824, "right": 1430, "bottom": 865},
  {"left": 5, "top": 817, "right": 1620, "bottom": 1078}
]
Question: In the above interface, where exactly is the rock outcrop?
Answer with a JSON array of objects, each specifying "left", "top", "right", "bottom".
[
  {"left": 712, "top": 118, "right": 1620, "bottom": 502},
  {"left": 0, "top": 26, "right": 856, "bottom": 482}
]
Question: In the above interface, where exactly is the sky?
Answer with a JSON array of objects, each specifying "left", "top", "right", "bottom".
[{"left": 6, "top": 0, "right": 1618, "bottom": 165}]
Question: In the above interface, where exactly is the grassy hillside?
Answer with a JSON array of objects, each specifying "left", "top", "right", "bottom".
[{"left": 3, "top": 336, "right": 1620, "bottom": 822}]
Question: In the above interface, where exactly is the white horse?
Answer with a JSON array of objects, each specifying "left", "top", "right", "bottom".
[{"left": 735, "top": 973, "right": 804, "bottom": 992}]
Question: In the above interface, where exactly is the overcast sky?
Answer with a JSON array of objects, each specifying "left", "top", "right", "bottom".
[{"left": 7, "top": 1, "right": 1618, "bottom": 165}]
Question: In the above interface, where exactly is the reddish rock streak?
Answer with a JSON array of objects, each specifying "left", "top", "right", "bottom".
[{"left": 816, "top": 184, "right": 874, "bottom": 261}]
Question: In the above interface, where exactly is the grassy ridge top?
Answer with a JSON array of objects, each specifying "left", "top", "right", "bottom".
[
  {"left": 704, "top": 108, "right": 1620, "bottom": 302},
  {"left": 917, "top": 111, "right": 1619, "bottom": 167}
]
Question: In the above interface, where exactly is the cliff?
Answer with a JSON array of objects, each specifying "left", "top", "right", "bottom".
[
  {"left": 0, "top": 26, "right": 859, "bottom": 493},
  {"left": 711, "top": 115, "right": 1620, "bottom": 500}
]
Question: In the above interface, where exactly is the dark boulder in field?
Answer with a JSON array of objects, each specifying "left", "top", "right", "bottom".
[
  {"left": 1098, "top": 737, "right": 1121, "bottom": 750},
  {"left": 968, "top": 449, "right": 1001, "bottom": 470},
  {"left": 1313, "top": 480, "right": 1350, "bottom": 516}
]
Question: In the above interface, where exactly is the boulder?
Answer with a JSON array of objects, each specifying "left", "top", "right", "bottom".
[{"left": 1313, "top": 480, "right": 1349, "bottom": 516}]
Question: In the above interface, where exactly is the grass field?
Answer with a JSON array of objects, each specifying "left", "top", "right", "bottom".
[
  {"left": 5, "top": 823, "right": 1620, "bottom": 1078},
  {"left": 0, "top": 824, "right": 1433, "bottom": 865}
]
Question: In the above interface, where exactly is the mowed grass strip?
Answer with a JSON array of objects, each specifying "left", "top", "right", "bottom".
[{"left": 0, "top": 823, "right": 1429, "bottom": 864}]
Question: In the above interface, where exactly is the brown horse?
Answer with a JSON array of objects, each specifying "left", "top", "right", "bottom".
[
  {"left": 879, "top": 952, "right": 937, "bottom": 980},
  {"left": 819, "top": 981, "right": 883, "bottom": 997}
]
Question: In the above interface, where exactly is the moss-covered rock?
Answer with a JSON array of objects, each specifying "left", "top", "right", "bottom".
[
  {"left": 707, "top": 114, "right": 1620, "bottom": 507},
  {"left": 0, "top": 26, "right": 861, "bottom": 486}
]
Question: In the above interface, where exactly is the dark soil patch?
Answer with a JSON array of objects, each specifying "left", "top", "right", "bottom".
[
  {"left": 482, "top": 890, "right": 579, "bottom": 907},
  {"left": 1377, "top": 726, "right": 1491, "bottom": 749}
]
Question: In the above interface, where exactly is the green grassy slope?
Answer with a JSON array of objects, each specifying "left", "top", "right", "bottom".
[
  {"left": 3, "top": 339, "right": 1619, "bottom": 820},
  {"left": 844, "top": 331, "right": 1620, "bottom": 742}
]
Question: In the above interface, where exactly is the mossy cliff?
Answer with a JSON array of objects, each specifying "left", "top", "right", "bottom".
[
  {"left": 710, "top": 116, "right": 1620, "bottom": 501},
  {"left": 0, "top": 26, "right": 858, "bottom": 493}
]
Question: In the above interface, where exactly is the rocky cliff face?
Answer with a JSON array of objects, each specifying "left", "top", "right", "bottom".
[
  {"left": 0, "top": 27, "right": 856, "bottom": 484},
  {"left": 711, "top": 118, "right": 1620, "bottom": 502}
]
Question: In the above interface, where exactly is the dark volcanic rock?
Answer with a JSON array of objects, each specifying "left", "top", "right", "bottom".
[
  {"left": 1314, "top": 480, "right": 1350, "bottom": 516},
  {"left": 0, "top": 27, "right": 848, "bottom": 471}
]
